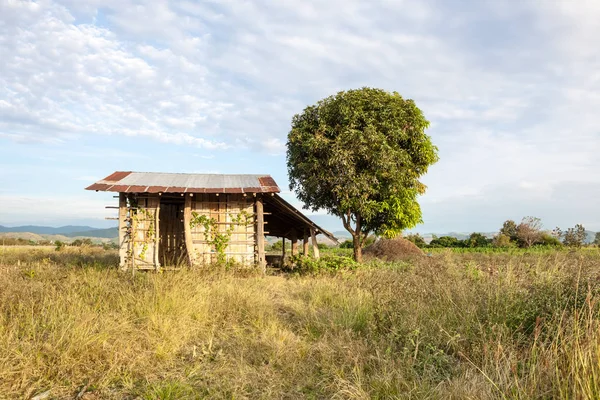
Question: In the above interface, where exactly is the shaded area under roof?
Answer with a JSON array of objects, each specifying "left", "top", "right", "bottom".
[
  {"left": 264, "top": 194, "right": 338, "bottom": 244},
  {"left": 86, "top": 171, "right": 280, "bottom": 194}
]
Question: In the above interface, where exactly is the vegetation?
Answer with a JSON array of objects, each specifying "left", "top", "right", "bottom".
[
  {"left": 1, "top": 246, "right": 600, "bottom": 399},
  {"left": 287, "top": 87, "right": 438, "bottom": 262},
  {"left": 555, "top": 224, "right": 588, "bottom": 248},
  {"left": 403, "top": 217, "right": 593, "bottom": 251},
  {"left": 190, "top": 211, "right": 252, "bottom": 264}
]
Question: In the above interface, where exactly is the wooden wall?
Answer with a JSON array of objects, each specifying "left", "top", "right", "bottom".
[
  {"left": 118, "top": 193, "right": 257, "bottom": 269},
  {"left": 129, "top": 195, "right": 160, "bottom": 270},
  {"left": 190, "top": 193, "right": 256, "bottom": 265}
]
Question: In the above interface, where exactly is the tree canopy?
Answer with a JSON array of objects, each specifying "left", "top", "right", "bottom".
[{"left": 286, "top": 87, "right": 439, "bottom": 261}]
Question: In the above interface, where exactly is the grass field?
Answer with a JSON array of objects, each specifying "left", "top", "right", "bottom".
[{"left": 1, "top": 246, "right": 599, "bottom": 399}]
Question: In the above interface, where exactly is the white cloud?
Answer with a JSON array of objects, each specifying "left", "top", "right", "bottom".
[{"left": 1, "top": 0, "right": 599, "bottom": 229}]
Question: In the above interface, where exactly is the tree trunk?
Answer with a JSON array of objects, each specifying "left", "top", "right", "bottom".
[
  {"left": 352, "top": 234, "right": 362, "bottom": 263},
  {"left": 342, "top": 211, "right": 363, "bottom": 263}
]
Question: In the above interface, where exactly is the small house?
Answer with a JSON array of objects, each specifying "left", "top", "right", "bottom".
[{"left": 86, "top": 171, "right": 336, "bottom": 270}]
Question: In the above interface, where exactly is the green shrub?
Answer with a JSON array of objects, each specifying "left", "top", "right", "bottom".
[{"left": 283, "top": 255, "right": 359, "bottom": 274}]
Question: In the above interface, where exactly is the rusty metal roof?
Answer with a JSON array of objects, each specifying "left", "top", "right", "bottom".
[{"left": 85, "top": 171, "right": 280, "bottom": 194}]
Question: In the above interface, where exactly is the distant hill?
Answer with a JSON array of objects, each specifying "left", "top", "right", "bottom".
[
  {"left": 0, "top": 225, "right": 100, "bottom": 235},
  {"left": 65, "top": 227, "right": 118, "bottom": 238},
  {"left": 0, "top": 225, "right": 119, "bottom": 242}
]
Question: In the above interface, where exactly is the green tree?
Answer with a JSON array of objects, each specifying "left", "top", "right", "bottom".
[
  {"left": 492, "top": 233, "right": 512, "bottom": 248},
  {"left": 500, "top": 220, "right": 518, "bottom": 243},
  {"left": 286, "top": 87, "right": 438, "bottom": 262},
  {"left": 562, "top": 224, "right": 587, "bottom": 248},
  {"left": 467, "top": 232, "right": 491, "bottom": 248},
  {"left": 405, "top": 233, "right": 427, "bottom": 248},
  {"left": 594, "top": 232, "right": 600, "bottom": 246},
  {"left": 429, "top": 236, "right": 464, "bottom": 248}
]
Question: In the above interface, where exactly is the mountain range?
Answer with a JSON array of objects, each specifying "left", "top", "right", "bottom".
[{"left": 0, "top": 225, "right": 118, "bottom": 239}]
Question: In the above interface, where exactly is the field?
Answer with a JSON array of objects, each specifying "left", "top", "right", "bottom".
[{"left": 1, "top": 246, "right": 600, "bottom": 399}]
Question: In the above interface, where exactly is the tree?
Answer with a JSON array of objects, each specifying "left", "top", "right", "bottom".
[
  {"left": 429, "top": 236, "right": 464, "bottom": 248},
  {"left": 561, "top": 224, "right": 587, "bottom": 247},
  {"left": 594, "top": 232, "right": 600, "bottom": 247},
  {"left": 500, "top": 220, "right": 518, "bottom": 243},
  {"left": 467, "top": 232, "right": 491, "bottom": 248},
  {"left": 286, "top": 87, "right": 439, "bottom": 262},
  {"left": 492, "top": 233, "right": 512, "bottom": 248},
  {"left": 516, "top": 216, "right": 543, "bottom": 248},
  {"left": 405, "top": 233, "right": 427, "bottom": 248}
]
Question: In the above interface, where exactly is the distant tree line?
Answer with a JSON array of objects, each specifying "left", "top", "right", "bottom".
[{"left": 405, "top": 217, "right": 598, "bottom": 249}]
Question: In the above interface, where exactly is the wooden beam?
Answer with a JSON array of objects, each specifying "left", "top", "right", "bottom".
[
  {"left": 183, "top": 195, "right": 195, "bottom": 267},
  {"left": 154, "top": 198, "right": 160, "bottom": 271},
  {"left": 282, "top": 237, "right": 286, "bottom": 260},
  {"left": 291, "top": 229, "right": 298, "bottom": 256},
  {"left": 311, "top": 228, "right": 320, "bottom": 259},
  {"left": 303, "top": 229, "right": 309, "bottom": 256},
  {"left": 118, "top": 193, "right": 128, "bottom": 270},
  {"left": 256, "top": 197, "right": 266, "bottom": 273}
]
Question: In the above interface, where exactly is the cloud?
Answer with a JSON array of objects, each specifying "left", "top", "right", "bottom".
[
  {"left": 0, "top": 0, "right": 599, "bottom": 230},
  {"left": 0, "top": 194, "right": 110, "bottom": 225}
]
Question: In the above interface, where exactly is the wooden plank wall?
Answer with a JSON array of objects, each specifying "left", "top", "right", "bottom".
[
  {"left": 131, "top": 195, "right": 160, "bottom": 269},
  {"left": 190, "top": 194, "right": 255, "bottom": 265}
]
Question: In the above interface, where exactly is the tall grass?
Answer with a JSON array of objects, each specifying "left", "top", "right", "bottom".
[{"left": 0, "top": 248, "right": 599, "bottom": 398}]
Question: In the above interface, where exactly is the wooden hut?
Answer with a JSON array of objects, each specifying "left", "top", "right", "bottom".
[{"left": 86, "top": 171, "right": 336, "bottom": 270}]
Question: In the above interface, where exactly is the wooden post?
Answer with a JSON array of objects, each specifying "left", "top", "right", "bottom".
[
  {"left": 291, "top": 229, "right": 298, "bottom": 256},
  {"left": 282, "top": 237, "right": 286, "bottom": 261},
  {"left": 303, "top": 229, "right": 309, "bottom": 256},
  {"left": 183, "top": 194, "right": 195, "bottom": 267},
  {"left": 154, "top": 197, "right": 160, "bottom": 271},
  {"left": 118, "top": 193, "right": 128, "bottom": 270},
  {"left": 311, "top": 228, "right": 320, "bottom": 259},
  {"left": 256, "top": 197, "right": 266, "bottom": 273}
]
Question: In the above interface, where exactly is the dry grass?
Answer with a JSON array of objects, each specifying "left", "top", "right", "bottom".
[{"left": 1, "top": 247, "right": 599, "bottom": 399}]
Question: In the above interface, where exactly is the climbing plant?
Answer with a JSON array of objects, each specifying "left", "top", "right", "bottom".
[
  {"left": 123, "top": 195, "right": 157, "bottom": 263},
  {"left": 133, "top": 208, "right": 156, "bottom": 261},
  {"left": 190, "top": 210, "right": 252, "bottom": 264}
]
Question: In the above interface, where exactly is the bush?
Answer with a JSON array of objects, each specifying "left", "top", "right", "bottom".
[
  {"left": 405, "top": 233, "right": 427, "bottom": 248},
  {"left": 539, "top": 233, "right": 562, "bottom": 247},
  {"left": 339, "top": 240, "right": 354, "bottom": 249},
  {"left": 282, "top": 255, "right": 359, "bottom": 275}
]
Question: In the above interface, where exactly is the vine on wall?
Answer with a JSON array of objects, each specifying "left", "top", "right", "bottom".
[
  {"left": 124, "top": 196, "right": 157, "bottom": 263},
  {"left": 134, "top": 208, "right": 156, "bottom": 261},
  {"left": 190, "top": 210, "right": 252, "bottom": 264}
]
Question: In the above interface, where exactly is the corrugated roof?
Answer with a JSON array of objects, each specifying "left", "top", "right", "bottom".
[{"left": 86, "top": 171, "right": 280, "bottom": 194}]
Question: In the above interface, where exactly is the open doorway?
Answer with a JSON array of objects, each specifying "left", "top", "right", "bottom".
[{"left": 158, "top": 197, "right": 188, "bottom": 267}]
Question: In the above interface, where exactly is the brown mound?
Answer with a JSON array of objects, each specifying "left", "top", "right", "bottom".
[{"left": 363, "top": 237, "right": 424, "bottom": 261}]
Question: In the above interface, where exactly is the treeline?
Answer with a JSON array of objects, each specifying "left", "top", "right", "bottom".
[
  {"left": 406, "top": 217, "right": 600, "bottom": 249},
  {"left": 0, "top": 238, "right": 55, "bottom": 246},
  {"left": 0, "top": 237, "right": 119, "bottom": 251}
]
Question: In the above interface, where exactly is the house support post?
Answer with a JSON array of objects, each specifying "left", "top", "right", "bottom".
[
  {"left": 256, "top": 196, "right": 266, "bottom": 273},
  {"left": 303, "top": 229, "right": 309, "bottom": 256},
  {"left": 291, "top": 229, "right": 298, "bottom": 256},
  {"left": 153, "top": 198, "right": 160, "bottom": 271},
  {"left": 118, "top": 193, "right": 128, "bottom": 270},
  {"left": 282, "top": 237, "right": 286, "bottom": 261},
  {"left": 184, "top": 194, "right": 195, "bottom": 267},
  {"left": 310, "top": 228, "right": 320, "bottom": 259}
]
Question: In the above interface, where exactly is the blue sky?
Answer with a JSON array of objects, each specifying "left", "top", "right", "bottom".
[{"left": 1, "top": 0, "right": 599, "bottom": 234}]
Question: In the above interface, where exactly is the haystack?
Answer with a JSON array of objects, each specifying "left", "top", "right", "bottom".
[{"left": 363, "top": 237, "right": 424, "bottom": 261}]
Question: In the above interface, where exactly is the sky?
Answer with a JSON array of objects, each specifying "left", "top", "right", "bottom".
[{"left": 0, "top": 0, "right": 599, "bottom": 234}]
